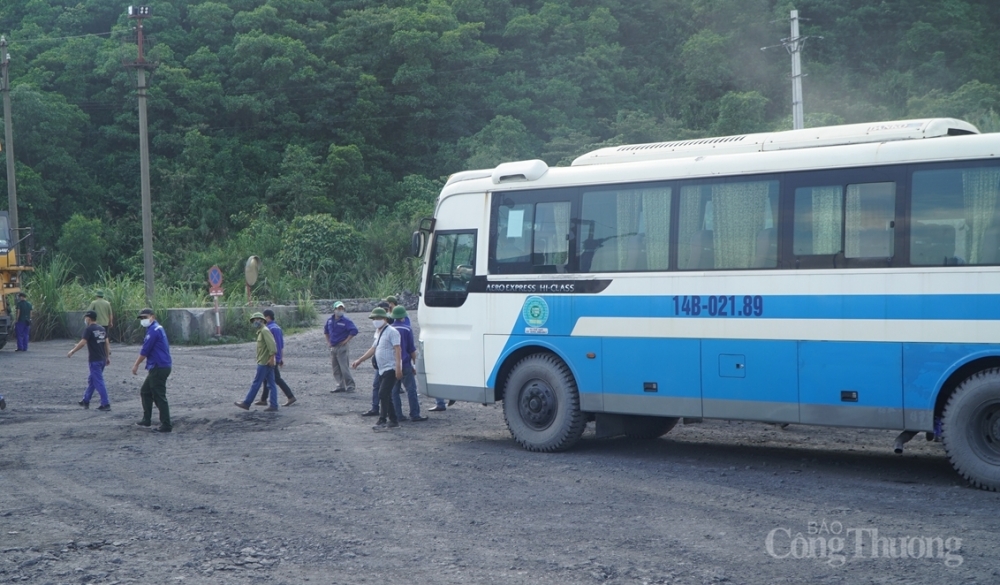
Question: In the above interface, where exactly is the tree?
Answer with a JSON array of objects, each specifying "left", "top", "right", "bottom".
[{"left": 56, "top": 214, "right": 105, "bottom": 281}]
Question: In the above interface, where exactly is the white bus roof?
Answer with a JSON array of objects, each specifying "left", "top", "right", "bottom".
[
  {"left": 436, "top": 118, "right": 997, "bottom": 202},
  {"left": 571, "top": 118, "right": 979, "bottom": 166}
]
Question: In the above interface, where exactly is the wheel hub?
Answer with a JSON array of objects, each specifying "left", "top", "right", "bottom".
[
  {"left": 518, "top": 378, "right": 557, "bottom": 431},
  {"left": 990, "top": 411, "right": 1000, "bottom": 443},
  {"left": 969, "top": 402, "right": 1000, "bottom": 464}
]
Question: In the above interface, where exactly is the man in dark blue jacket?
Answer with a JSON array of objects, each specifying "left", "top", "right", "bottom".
[
  {"left": 131, "top": 308, "right": 173, "bottom": 433},
  {"left": 324, "top": 301, "right": 357, "bottom": 393}
]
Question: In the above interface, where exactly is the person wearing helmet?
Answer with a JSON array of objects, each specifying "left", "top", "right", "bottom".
[
  {"left": 389, "top": 305, "right": 425, "bottom": 422},
  {"left": 234, "top": 312, "right": 279, "bottom": 411}
]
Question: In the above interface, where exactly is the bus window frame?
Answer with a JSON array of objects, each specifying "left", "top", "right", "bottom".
[
  {"left": 783, "top": 165, "right": 907, "bottom": 269},
  {"left": 488, "top": 188, "right": 581, "bottom": 275},
  {"left": 905, "top": 158, "right": 1000, "bottom": 267}
]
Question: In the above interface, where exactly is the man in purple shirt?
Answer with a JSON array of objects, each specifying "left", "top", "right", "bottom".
[
  {"left": 131, "top": 308, "right": 173, "bottom": 433},
  {"left": 389, "top": 306, "right": 425, "bottom": 422},
  {"left": 324, "top": 301, "right": 357, "bottom": 393},
  {"left": 255, "top": 309, "right": 296, "bottom": 406}
]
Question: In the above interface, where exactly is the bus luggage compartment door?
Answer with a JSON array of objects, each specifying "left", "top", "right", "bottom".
[{"left": 701, "top": 340, "right": 799, "bottom": 422}]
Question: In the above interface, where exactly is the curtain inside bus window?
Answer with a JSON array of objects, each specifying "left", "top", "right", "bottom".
[
  {"left": 793, "top": 186, "right": 843, "bottom": 256},
  {"left": 580, "top": 187, "right": 670, "bottom": 272},
  {"left": 963, "top": 167, "right": 1000, "bottom": 264},
  {"left": 496, "top": 203, "right": 533, "bottom": 264},
  {"left": 679, "top": 186, "right": 713, "bottom": 269},
  {"left": 845, "top": 182, "right": 895, "bottom": 258},
  {"left": 640, "top": 188, "right": 671, "bottom": 270},
  {"left": 911, "top": 166, "right": 1000, "bottom": 265},
  {"left": 533, "top": 201, "right": 570, "bottom": 268},
  {"left": 711, "top": 181, "right": 775, "bottom": 269}
]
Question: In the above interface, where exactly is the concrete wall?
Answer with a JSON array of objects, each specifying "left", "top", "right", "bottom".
[
  {"left": 63, "top": 305, "right": 304, "bottom": 344},
  {"left": 60, "top": 295, "right": 417, "bottom": 343}
]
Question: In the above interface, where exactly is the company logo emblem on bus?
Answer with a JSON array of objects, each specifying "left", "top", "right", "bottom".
[{"left": 522, "top": 296, "right": 550, "bottom": 334}]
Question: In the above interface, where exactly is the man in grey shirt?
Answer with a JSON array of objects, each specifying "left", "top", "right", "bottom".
[{"left": 350, "top": 307, "right": 402, "bottom": 430}]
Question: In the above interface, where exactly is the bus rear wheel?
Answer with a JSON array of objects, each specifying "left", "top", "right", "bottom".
[
  {"left": 502, "top": 354, "right": 585, "bottom": 452},
  {"left": 942, "top": 368, "right": 1000, "bottom": 491},
  {"left": 622, "top": 415, "right": 679, "bottom": 439}
]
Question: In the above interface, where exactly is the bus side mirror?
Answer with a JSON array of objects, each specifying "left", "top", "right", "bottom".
[{"left": 411, "top": 231, "right": 425, "bottom": 258}]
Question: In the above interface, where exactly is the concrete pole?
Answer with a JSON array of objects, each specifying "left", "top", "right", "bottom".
[
  {"left": 790, "top": 10, "right": 805, "bottom": 130},
  {"left": 1, "top": 35, "right": 18, "bottom": 238},
  {"left": 133, "top": 16, "right": 155, "bottom": 305},
  {"left": 138, "top": 65, "right": 154, "bottom": 305}
]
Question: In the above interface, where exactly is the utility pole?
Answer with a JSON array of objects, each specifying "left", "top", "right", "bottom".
[
  {"left": 126, "top": 6, "right": 156, "bottom": 305},
  {"left": 1, "top": 35, "right": 18, "bottom": 240},
  {"left": 762, "top": 10, "right": 821, "bottom": 130},
  {"left": 788, "top": 10, "right": 805, "bottom": 130}
]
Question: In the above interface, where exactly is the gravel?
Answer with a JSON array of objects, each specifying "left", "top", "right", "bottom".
[{"left": 1, "top": 311, "right": 998, "bottom": 584}]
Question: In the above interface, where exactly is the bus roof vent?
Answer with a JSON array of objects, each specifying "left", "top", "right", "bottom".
[
  {"left": 571, "top": 118, "right": 980, "bottom": 166},
  {"left": 492, "top": 159, "right": 549, "bottom": 184}
]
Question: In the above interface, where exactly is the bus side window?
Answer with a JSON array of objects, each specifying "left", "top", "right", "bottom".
[
  {"left": 496, "top": 204, "right": 532, "bottom": 265},
  {"left": 845, "top": 182, "right": 895, "bottom": 259},
  {"left": 911, "top": 165, "right": 1000, "bottom": 265}
]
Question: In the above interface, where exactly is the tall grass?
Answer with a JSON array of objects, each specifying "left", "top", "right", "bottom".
[{"left": 24, "top": 255, "right": 74, "bottom": 341}]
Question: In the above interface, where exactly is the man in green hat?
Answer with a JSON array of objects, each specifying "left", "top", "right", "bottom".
[
  {"left": 234, "top": 312, "right": 279, "bottom": 411},
  {"left": 350, "top": 307, "right": 402, "bottom": 430},
  {"left": 87, "top": 290, "right": 114, "bottom": 329}
]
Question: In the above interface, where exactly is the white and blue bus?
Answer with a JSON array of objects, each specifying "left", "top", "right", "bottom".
[{"left": 412, "top": 118, "right": 1000, "bottom": 491}]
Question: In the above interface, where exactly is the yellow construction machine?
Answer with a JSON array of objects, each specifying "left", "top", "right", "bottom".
[{"left": 0, "top": 210, "right": 32, "bottom": 349}]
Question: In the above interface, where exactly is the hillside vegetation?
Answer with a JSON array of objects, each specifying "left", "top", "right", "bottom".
[{"left": 2, "top": 0, "right": 999, "bottom": 299}]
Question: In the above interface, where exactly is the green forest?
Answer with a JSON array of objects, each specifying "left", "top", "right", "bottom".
[{"left": 2, "top": 0, "right": 1000, "bottom": 301}]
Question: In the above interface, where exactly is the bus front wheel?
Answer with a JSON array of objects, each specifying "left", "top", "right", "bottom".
[
  {"left": 502, "top": 354, "right": 585, "bottom": 452},
  {"left": 943, "top": 368, "right": 1000, "bottom": 491}
]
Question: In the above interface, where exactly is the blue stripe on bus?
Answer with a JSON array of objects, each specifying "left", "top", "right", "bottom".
[{"left": 567, "top": 294, "right": 1000, "bottom": 321}]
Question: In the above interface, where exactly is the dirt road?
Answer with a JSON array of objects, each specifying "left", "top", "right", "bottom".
[{"left": 1, "top": 312, "right": 998, "bottom": 584}]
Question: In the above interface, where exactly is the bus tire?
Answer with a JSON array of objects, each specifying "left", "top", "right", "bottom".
[
  {"left": 622, "top": 415, "right": 679, "bottom": 439},
  {"left": 942, "top": 368, "right": 1000, "bottom": 491},
  {"left": 502, "top": 354, "right": 585, "bottom": 452}
]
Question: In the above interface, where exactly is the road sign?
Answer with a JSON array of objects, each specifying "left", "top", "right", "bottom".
[
  {"left": 208, "top": 265, "right": 223, "bottom": 287},
  {"left": 208, "top": 265, "right": 224, "bottom": 296}
]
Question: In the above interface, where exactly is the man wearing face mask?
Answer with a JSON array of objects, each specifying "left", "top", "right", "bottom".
[
  {"left": 234, "top": 312, "right": 279, "bottom": 411},
  {"left": 350, "top": 307, "right": 402, "bottom": 430},
  {"left": 324, "top": 301, "right": 357, "bottom": 393},
  {"left": 131, "top": 308, "right": 172, "bottom": 432}
]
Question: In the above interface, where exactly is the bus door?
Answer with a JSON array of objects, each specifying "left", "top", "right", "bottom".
[
  {"left": 421, "top": 193, "right": 486, "bottom": 403},
  {"left": 787, "top": 170, "right": 904, "bottom": 429}
]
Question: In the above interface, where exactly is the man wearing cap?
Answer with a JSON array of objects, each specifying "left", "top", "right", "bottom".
[
  {"left": 384, "top": 295, "right": 410, "bottom": 326},
  {"left": 389, "top": 305, "right": 426, "bottom": 422},
  {"left": 87, "top": 290, "right": 114, "bottom": 330},
  {"left": 361, "top": 301, "right": 391, "bottom": 416},
  {"left": 350, "top": 307, "right": 402, "bottom": 430},
  {"left": 68, "top": 310, "right": 112, "bottom": 411},
  {"left": 324, "top": 301, "right": 357, "bottom": 393},
  {"left": 131, "top": 309, "right": 172, "bottom": 432},
  {"left": 254, "top": 309, "right": 296, "bottom": 407},
  {"left": 235, "top": 312, "right": 279, "bottom": 411}
]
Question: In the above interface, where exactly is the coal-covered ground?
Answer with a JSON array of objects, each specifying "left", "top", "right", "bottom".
[{"left": 1, "top": 311, "right": 998, "bottom": 585}]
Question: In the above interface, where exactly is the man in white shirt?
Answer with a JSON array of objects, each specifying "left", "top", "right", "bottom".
[{"left": 350, "top": 307, "right": 402, "bottom": 430}]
